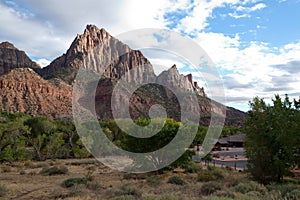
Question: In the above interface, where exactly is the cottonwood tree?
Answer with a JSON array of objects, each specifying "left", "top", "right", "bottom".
[{"left": 245, "top": 94, "right": 300, "bottom": 183}]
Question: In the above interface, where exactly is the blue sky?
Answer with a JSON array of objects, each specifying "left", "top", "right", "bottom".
[{"left": 0, "top": 0, "right": 300, "bottom": 111}]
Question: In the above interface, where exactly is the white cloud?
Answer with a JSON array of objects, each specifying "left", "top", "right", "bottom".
[
  {"left": 193, "top": 31, "right": 300, "bottom": 107},
  {"left": 0, "top": 0, "right": 299, "bottom": 112},
  {"left": 0, "top": 0, "right": 169, "bottom": 60},
  {"left": 34, "top": 58, "right": 51, "bottom": 67}
]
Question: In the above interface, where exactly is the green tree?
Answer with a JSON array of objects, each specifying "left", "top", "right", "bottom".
[
  {"left": 24, "top": 117, "right": 56, "bottom": 160},
  {"left": 245, "top": 95, "right": 300, "bottom": 183},
  {"left": 0, "top": 122, "right": 28, "bottom": 161}
]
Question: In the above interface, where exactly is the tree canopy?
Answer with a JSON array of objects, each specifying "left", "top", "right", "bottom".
[{"left": 245, "top": 94, "right": 300, "bottom": 183}]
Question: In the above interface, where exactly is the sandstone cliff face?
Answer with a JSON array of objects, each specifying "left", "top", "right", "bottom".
[
  {"left": 42, "top": 25, "right": 156, "bottom": 84},
  {"left": 156, "top": 65, "right": 205, "bottom": 96},
  {"left": 0, "top": 68, "right": 71, "bottom": 118},
  {"left": 0, "top": 42, "right": 41, "bottom": 76}
]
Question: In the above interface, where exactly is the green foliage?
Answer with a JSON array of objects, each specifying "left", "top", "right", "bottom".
[
  {"left": 183, "top": 161, "right": 202, "bottom": 173},
  {"left": 266, "top": 183, "right": 300, "bottom": 198},
  {"left": 197, "top": 170, "right": 218, "bottom": 182},
  {"left": 39, "top": 165, "right": 68, "bottom": 175},
  {"left": 120, "top": 184, "right": 142, "bottom": 197},
  {"left": 0, "top": 185, "right": 7, "bottom": 197},
  {"left": 62, "top": 177, "right": 88, "bottom": 188},
  {"left": 232, "top": 181, "right": 267, "bottom": 195},
  {"left": 0, "top": 121, "right": 28, "bottom": 161},
  {"left": 213, "top": 189, "right": 235, "bottom": 199},
  {"left": 245, "top": 94, "right": 300, "bottom": 183},
  {"left": 170, "top": 150, "right": 195, "bottom": 169},
  {"left": 200, "top": 182, "right": 222, "bottom": 195},
  {"left": 146, "top": 176, "right": 161, "bottom": 186},
  {"left": 167, "top": 176, "right": 185, "bottom": 185}
]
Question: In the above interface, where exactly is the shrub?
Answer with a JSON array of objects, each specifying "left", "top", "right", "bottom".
[
  {"left": 210, "top": 167, "right": 224, "bottom": 179},
  {"left": 233, "top": 181, "right": 267, "bottom": 195},
  {"left": 183, "top": 162, "right": 202, "bottom": 173},
  {"left": 40, "top": 165, "right": 68, "bottom": 175},
  {"left": 213, "top": 189, "right": 235, "bottom": 199},
  {"left": 62, "top": 178, "right": 88, "bottom": 188},
  {"left": 167, "top": 176, "right": 185, "bottom": 185},
  {"left": 0, "top": 185, "right": 7, "bottom": 197},
  {"left": 197, "top": 171, "right": 216, "bottom": 182},
  {"left": 121, "top": 184, "right": 141, "bottom": 197},
  {"left": 146, "top": 176, "right": 161, "bottom": 186},
  {"left": 34, "top": 162, "right": 50, "bottom": 169},
  {"left": 207, "top": 197, "right": 234, "bottom": 200},
  {"left": 285, "top": 189, "right": 300, "bottom": 200},
  {"left": 113, "top": 195, "right": 136, "bottom": 200},
  {"left": 266, "top": 183, "right": 300, "bottom": 197},
  {"left": 200, "top": 182, "right": 222, "bottom": 195},
  {"left": 143, "top": 194, "right": 179, "bottom": 200}
]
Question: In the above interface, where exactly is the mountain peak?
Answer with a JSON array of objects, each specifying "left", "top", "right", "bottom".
[
  {"left": 0, "top": 41, "right": 41, "bottom": 76},
  {"left": 0, "top": 41, "right": 17, "bottom": 50}
]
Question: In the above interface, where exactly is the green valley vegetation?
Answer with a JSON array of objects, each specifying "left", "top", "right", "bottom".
[
  {"left": 245, "top": 94, "right": 300, "bottom": 183},
  {"left": 0, "top": 112, "right": 90, "bottom": 162},
  {"left": 0, "top": 111, "right": 243, "bottom": 170}
]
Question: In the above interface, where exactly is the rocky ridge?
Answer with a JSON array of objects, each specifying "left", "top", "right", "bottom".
[
  {"left": 0, "top": 25, "right": 246, "bottom": 126},
  {"left": 0, "top": 42, "right": 41, "bottom": 76},
  {"left": 0, "top": 68, "right": 71, "bottom": 118}
]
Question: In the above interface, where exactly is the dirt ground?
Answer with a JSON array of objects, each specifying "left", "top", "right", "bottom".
[{"left": 0, "top": 158, "right": 205, "bottom": 200}]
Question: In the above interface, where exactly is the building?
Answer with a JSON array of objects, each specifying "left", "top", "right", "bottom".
[{"left": 214, "top": 134, "right": 246, "bottom": 150}]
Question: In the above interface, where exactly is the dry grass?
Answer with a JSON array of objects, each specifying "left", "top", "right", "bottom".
[{"left": 0, "top": 159, "right": 298, "bottom": 200}]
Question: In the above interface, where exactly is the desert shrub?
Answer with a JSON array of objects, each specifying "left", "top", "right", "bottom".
[
  {"left": 34, "top": 162, "right": 50, "bottom": 169},
  {"left": 40, "top": 165, "right": 68, "bottom": 175},
  {"left": 207, "top": 197, "right": 233, "bottom": 200},
  {"left": 233, "top": 193, "right": 261, "bottom": 200},
  {"left": 200, "top": 182, "right": 222, "bottom": 195},
  {"left": 285, "top": 189, "right": 300, "bottom": 200},
  {"left": 146, "top": 176, "right": 161, "bottom": 186},
  {"left": 263, "top": 190, "right": 283, "bottom": 200},
  {"left": 68, "top": 184, "right": 88, "bottom": 197},
  {"left": 106, "top": 188, "right": 124, "bottom": 197},
  {"left": 0, "top": 185, "right": 7, "bottom": 197},
  {"left": 213, "top": 189, "right": 235, "bottom": 199},
  {"left": 167, "top": 176, "right": 185, "bottom": 185},
  {"left": 245, "top": 191, "right": 263, "bottom": 198},
  {"left": 143, "top": 194, "right": 179, "bottom": 200},
  {"left": 197, "top": 171, "right": 216, "bottom": 182},
  {"left": 19, "top": 170, "right": 26, "bottom": 175},
  {"left": 113, "top": 195, "right": 136, "bottom": 200},
  {"left": 209, "top": 167, "right": 224, "bottom": 179},
  {"left": 106, "top": 184, "right": 141, "bottom": 198},
  {"left": 62, "top": 178, "right": 88, "bottom": 188},
  {"left": 266, "top": 183, "right": 300, "bottom": 197},
  {"left": 183, "top": 161, "right": 202, "bottom": 173},
  {"left": 233, "top": 181, "right": 267, "bottom": 195},
  {"left": 225, "top": 175, "right": 247, "bottom": 187},
  {"left": 121, "top": 184, "right": 142, "bottom": 197}
]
